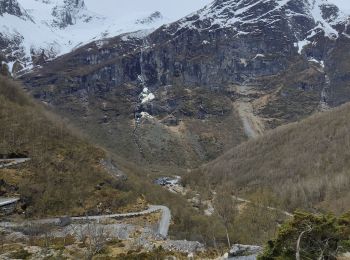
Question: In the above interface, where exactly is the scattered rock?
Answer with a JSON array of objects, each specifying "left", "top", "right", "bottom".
[
  {"left": 229, "top": 244, "right": 262, "bottom": 258},
  {"left": 5, "top": 231, "right": 29, "bottom": 242},
  {"left": 161, "top": 115, "right": 179, "bottom": 126},
  {"left": 163, "top": 240, "right": 205, "bottom": 253}
]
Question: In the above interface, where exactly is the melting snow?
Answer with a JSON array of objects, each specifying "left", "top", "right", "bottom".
[
  {"left": 240, "top": 58, "right": 248, "bottom": 67},
  {"left": 253, "top": 54, "right": 265, "bottom": 59},
  {"left": 140, "top": 111, "right": 153, "bottom": 119},
  {"left": 308, "top": 58, "right": 325, "bottom": 68},
  {"left": 296, "top": 39, "right": 310, "bottom": 54},
  {"left": 140, "top": 87, "right": 155, "bottom": 104}
]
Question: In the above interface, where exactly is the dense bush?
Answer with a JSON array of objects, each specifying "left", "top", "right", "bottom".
[{"left": 258, "top": 211, "right": 350, "bottom": 259}]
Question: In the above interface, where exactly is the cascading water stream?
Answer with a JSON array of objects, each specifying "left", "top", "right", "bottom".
[
  {"left": 132, "top": 37, "right": 154, "bottom": 159},
  {"left": 319, "top": 74, "right": 330, "bottom": 111}
]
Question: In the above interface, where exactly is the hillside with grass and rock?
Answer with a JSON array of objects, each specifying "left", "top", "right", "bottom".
[
  {"left": 189, "top": 102, "right": 350, "bottom": 215},
  {"left": 18, "top": 0, "right": 350, "bottom": 172},
  {"left": 1, "top": 0, "right": 350, "bottom": 258}
]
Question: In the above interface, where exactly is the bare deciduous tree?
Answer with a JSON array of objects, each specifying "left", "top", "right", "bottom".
[
  {"left": 77, "top": 220, "right": 111, "bottom": 260},
  {"left": 213, "top": 184, "right": 237, "bottom": 248}
]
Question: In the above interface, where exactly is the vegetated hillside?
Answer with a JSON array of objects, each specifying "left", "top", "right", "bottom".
[
  {"left": 258, "top": 211, "right": 350, "bottom": 260},
  {"left": 0, "top": 76, "right": 141, "bottom": 218},
  {"left": 0, "top": 76, "right": 240, "bottom": 246},
  {"left": 189, "top": 103, "right": 350, "bottom": 214}
]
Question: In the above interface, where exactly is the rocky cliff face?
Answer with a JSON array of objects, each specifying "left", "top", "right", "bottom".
[
  {"left": 20, "top": 0, "right": 350, "bottom": 168},
  {"left": 52, "top": 0, "right": 90, "bottom": 28},
  {"left": 25, "top": 0, "right": 349, "bottom": 87},
  {"left": 0, "top": 0, "right": 23, "bottom": 17}
]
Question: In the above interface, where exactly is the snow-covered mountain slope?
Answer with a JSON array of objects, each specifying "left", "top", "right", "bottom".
[
  {"left": 84, "top": 0, "right": 213, "bottom": 22},
  {"left": 0, "top": 0, "right": 210, "bottom": 74},
  {"left": 24, "top": 0, "right": 350, "bottom": 91},
  {"left": 165, "top": 0, "right": 349, "bottom": 54}
]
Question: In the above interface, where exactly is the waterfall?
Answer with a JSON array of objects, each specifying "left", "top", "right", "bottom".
[{"left": 132, "top": 36, "right": 155, "bottom": 160}]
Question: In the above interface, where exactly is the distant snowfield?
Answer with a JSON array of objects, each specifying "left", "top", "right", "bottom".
[
  {"left": 1, "top": 0, "right": 349, "bottom": 71},
  {"left": 1, "top": 0, "right": 212, "bottom": 69},
  {"left": 84, "top": 0, "right": 213, "bottom": 20},
  {"left": 84, "top": 0, "right": 350, "bottom": 17}
]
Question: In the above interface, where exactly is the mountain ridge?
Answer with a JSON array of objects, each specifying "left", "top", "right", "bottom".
[
  {"left": 0, "top": 0, "right": 172, "bottom": 73},
  {"left": 16, "top": 0, "right": 349, "bottom": 169}
]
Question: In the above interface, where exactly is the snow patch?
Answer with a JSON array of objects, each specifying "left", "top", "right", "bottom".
[
  {"left": 308, "top": 58, "right": 325, "bottom": 68},
  {"left": 253, "top": 54, "right": 265, "bottom": 59},
  {"left": 240, "top": 58, "right": 248, "bottom": 67},
  {"left": 95, "top": 39, "right": 109, "bottom": 49},
  {"left": 140, "top": 112, "right": 153, "bottom": 119},
  {"left": 140, "top": 87, "right": 155, "bottom": 104},
  {"left": 296, "top": 39, "right": 310, "bottom": 54},
  {"left": 1, "top": 0, "right": 175, "bottom": 70}
]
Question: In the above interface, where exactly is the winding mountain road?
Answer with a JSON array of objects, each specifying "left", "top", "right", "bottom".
[
  {"left": 0, "top": 158, "right": 31, "bottom": 169},
  {"left": 156, "top": 205, "right": 171, "bottom": 237},
  {"left": 0, "top": 158, "right": 171, "bottom": 237},
  {"left": 0, "top": 158, "right": 30, "bottom": 209},
  {"left": 0, "top": 205, "right": 171, "bottom": 237},
  {"left": 0, "top": 197, "right": 20, "bottom": 207}
]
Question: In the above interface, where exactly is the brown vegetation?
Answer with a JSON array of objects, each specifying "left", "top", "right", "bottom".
[
  {"left": 0, "top": 76, "right": 139, "bottom": 217},
  {"left": 0, "top": 76, "right": 241, "bottom": 248},
  {"left": 188, "top": 102, "right": 350, "bottom": 214}
]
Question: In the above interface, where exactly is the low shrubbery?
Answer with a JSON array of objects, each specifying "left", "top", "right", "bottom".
[{"left": 0, "top": 76, "right": 139, "bottom": 217}]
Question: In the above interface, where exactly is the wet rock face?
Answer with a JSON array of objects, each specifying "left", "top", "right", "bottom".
[{"left": 145, "top": 27, "right": 292, "bottom": 88}]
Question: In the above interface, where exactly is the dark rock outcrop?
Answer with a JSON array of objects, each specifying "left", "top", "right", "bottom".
[
  {"left": 24, "top": 0, "right": 349, "bottom": 93},
  {"left": 52, "top": 0, "right": 90, "bottom": 28},
  {"left": 0, "top": 0, "right": 23, "bottom": 17}
]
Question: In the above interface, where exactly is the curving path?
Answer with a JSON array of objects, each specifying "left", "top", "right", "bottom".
[
  {"left": 0, "top": 158, "right": 31, "bottom": 169},
  {"left": 233, "top": 196, "right": 293, "bottom": 217},
  {"left": 0, "top": 205, "right": 171, "bottom": 237},
  {"left": 156, "top": 205, "right": 171, "bottom": 237},
  {"left": 0, "top": 158, "right": 30, "bottom": 209},
  {"left": 0, "top": 159, "right": 171, "bottom": 237},
  {"left": 0, "top": 197, "right": 20, "bottom": 207}
]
